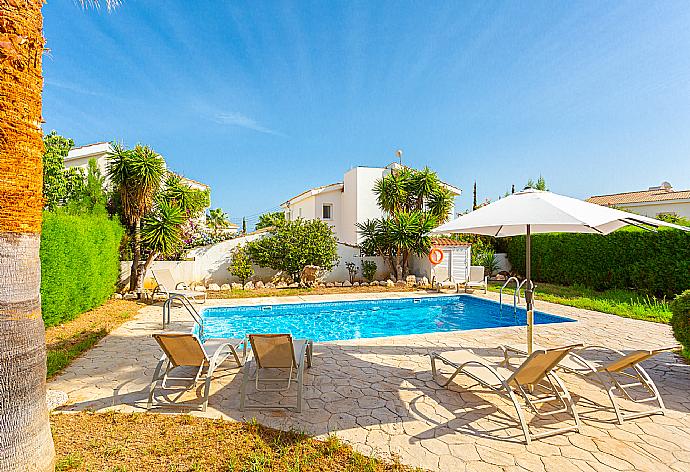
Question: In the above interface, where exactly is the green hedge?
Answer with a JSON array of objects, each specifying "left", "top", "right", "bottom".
[
  {"left": 671, "top": 290, "right": 690, "bottom": 356},
  {"left": 504, "top": 230, "right": 690, "bottom": 297},
  {"left": 40, "top": 210, "right": 124, "bottom": 327}
]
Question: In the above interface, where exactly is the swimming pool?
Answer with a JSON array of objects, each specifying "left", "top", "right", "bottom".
[{"left": 197, "top": 295, "right": 574, "bottom": 343}]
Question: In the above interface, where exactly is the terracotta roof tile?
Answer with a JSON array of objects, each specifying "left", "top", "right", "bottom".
[
  {"left": 430, "top": 237, "right": 471, "bottom": 247},
  {"left": 587, "top": 188, "right": 690, "bottom": 206}
]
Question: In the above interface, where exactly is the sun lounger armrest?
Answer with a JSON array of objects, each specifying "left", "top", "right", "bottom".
[
  {"left": 575, "top": 345, "right": 626, "bottom": 357},
  {"left": 175, "top": 282, "right": 190, "bottom": 290}
]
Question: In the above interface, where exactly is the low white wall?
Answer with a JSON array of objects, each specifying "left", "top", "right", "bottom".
[
  {"left": 120, "top": 260, "right": 198, "bottom": 288},
  {"left": 186, "top": 230, "right": 276, "bottom": 284},
  {"left": 494, "top": 253, "right": 512, "bottom": 273},
  {"left": 122, "top": 232, "right": 396, "bottom": 286}
]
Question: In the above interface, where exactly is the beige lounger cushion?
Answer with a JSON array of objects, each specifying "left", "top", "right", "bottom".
[
  {"left": 154, "top": 333, "right": 243, "bottom": 367},
  {"left": 249, "top": 334, "right": 308, "bottom": 369}
]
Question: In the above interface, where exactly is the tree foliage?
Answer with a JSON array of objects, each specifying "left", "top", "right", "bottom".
[
  {"left": 246, "top": 218, "right": 339, "bottom": 281},
  {"left": 358, "top": 167, "right": 454, "bottom": 279},
  {"left": 525, "top": 175, "right": 548, "bottom": 191},
  {"left": 207, "top": 208, "right": 231, "bottom": 236},
  {"left": 229, "top": 245, "right": 254, "bottom": 284},
  {"left": 42, "top": 131, "right": 86, "bottom": 210},
  {"left": 256, "top": 211, "right": 285, "bottom": 230}
]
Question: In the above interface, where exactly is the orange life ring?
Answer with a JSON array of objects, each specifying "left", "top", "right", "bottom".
[{"left": 428, "top": 248, "right": 444, "bottom": 265}]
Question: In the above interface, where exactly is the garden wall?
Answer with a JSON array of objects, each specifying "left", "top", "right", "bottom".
[
  {"left": 504, "top": 230, "right": 690, "bottom": 297},
  {"left": 41, "top": 211, "right": 124, "bottom": 326}
]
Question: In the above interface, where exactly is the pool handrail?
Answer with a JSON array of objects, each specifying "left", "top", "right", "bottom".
[
  {"left": 163, "top": 294, "right": 204, "bottom": 338},
  {"left": 500, "top": 277, "right": 520, "bottom": 311}
]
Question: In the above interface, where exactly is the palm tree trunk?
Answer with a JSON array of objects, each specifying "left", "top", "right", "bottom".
[
  {"left": 129, "top": 220, "right": 141, "bottom": 293},
  {"left": 0, "top": 1, "right": 56, "bottom": 470}
]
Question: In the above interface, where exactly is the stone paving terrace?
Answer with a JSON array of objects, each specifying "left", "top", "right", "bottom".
[{"left": 50, "top": 291, "right": 690, "bottom": 471}]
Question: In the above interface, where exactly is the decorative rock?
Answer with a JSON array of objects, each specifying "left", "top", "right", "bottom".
[
  {"left": 385, "top": 280, "right": 395, "bottom": 288},
  {"left": 289, "top": 282, "right": 299, "bottom": 288},
  {"left": 326, "top": 282, "right": 334, "bottom": 288},
  {"left": 220, "top": 283, "right": 231, "bottom": 290},
  {"left": 420, "top": 277, "right": 429, "bottom": 286},
  {"left": 276, "top": 281, "right": 288, "bottom": 288},
  {"left": 255, "top": 281, "right": 265, "bottom": 289},
  {"left": 343, "top": 280, "right": 352, "bottom": 287},
  {"left": 352, "top": 282, "right": 360, "bottom": 287},
  {"left": 318, "top": 282, "right": 326, "bottom": 287},
  {"left": 208, "top": 283, "right": 221, "bottom": 291},
  {"left": 231, "top": 282, "right": 243, "bottom": 290},
  {"left": 123, "top": 293, "right": 138, "bottom": 300},
  {"left": 370, "top": 280, "right": 379, "bottom": 286},
  {"left": 335, "top": 281, "right": 343, "bottom": 287},
  {"left": 243, "top": 281, "right": 255, "bottom": 290},
  {"left": 194, "top": 285, "right": 207, "bottom": 292},
  {"left": 265, "top": 282, "right": 276, "bottom": 289},
  {"left": 111, "top": 293, "right": 123, "bottom": 299},
  {"left": 495, "top": 274, "right": 507, "bottom": 281},
  {"left": 300, "top": 265, "right": 321, "bottom": 287},
  {"left": 395, "top": 280, "right": 407, "bottom": 287},
  {"left": 405, "top": 275, "right": 417, "bottom": 286},
  {"left": 360, "top": 282, "right": 369, "bottom": 287}
]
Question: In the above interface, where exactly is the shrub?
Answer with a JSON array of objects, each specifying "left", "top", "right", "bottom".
[
  {"left": 475, "top": 248, "right": 499, "bottom": 276},
  {"left": 671, "top": 290, "right": 690, "bottom": 356},
  {"left": 246, "top": 218, "right": 339, "bottom": 282},
  {"left": 345, "top": 262, "right": 357, "bottom": 283},
  {"left": 40, "top": 210, "right": 124, "bottom": 326},
  {"left": 361, "top": 260, "right": 377, "bottom": 282},
  {"left": 504, "top": 230, "right": 690, "bottom": 297},
  {"left": 229, "top": 245, "right": 254, "bottom": 284}
]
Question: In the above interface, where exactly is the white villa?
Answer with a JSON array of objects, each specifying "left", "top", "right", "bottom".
[
  {"left": 279, "top": 163, "right": 470, "bottom": 282},
  {"left": 281, "top": 162, "right": 462, "bottom": 246},
  {"left": 587, "top": 181, "right": 690, "bottom": 219}
]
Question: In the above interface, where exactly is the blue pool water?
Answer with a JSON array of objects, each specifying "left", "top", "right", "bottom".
[{"left": 198, "top": 295, "right": 574, "bottom": 343}]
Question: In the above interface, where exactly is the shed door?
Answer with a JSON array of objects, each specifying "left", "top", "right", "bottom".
[{"left": 451, "top": 248, "right": 468, "bottom": 282}]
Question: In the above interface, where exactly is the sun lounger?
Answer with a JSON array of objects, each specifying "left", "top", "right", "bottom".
[
  {"left": 462, "top": 265, "right": 488, "bottom": 293},
  {"left": 151, "top": 268, "right": 206, "bottom": 303},
  {"left": 240, "top": 334, "right": 313, "bottom": 413},
  {"left": 430, "top": 344, "right": 581, "bottom": 443},
  {"left": 501, "top": 343, "right": 679, "bottom": 424},
  {"left": 147, "top": 332, "right": 246, "bottom": 411}
]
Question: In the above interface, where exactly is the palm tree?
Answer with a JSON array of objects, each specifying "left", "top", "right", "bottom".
[
  {"left": 107, "top": 143, "right": 166, "bottom": 294},
  {"left": 0, "top": 2, "right": 119, "bottom": 470},
  {"left": 364, "top": 167, "right": 454, "bottom": 278},
  {"left": 207, "top": 208, "right": 230, "bottom": 236}
]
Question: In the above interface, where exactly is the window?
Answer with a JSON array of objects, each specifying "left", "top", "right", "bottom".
[{"left": 322, "top": 204, "right": 333, "bottom": 220}]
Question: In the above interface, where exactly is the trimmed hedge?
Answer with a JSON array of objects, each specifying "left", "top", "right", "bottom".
[
  {"left": 505, "top": 230, "right": 690, "bottom": 298},
  {"left": 671, "top": 290, "right": 690, "bottom": 356},
  {"left": 40, "top": 211, "right": 124, "bottom": 327}
]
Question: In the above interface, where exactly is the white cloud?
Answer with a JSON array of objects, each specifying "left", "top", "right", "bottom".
[{"left": 214, "top": 111, "right": 284, "bottom": 136}]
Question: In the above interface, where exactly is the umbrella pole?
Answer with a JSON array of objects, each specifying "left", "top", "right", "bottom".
[{"left": 526, "top": 224, "right": 533, "bottom": 353}]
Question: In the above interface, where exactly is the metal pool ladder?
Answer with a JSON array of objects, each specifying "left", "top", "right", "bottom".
[
  {"left": 500, "top": 277, "right": 520, "bottom": 311},
  {"left": 162, "top": 294, "right": 204, "bottom": 338}
]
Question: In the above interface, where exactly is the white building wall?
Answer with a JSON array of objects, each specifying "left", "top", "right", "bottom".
[
  {"left": 313, "top": 189, "right": 343, "bottom": 238},
  {"left": 618, "top": 201, "right": 690, "bottom": 219}
]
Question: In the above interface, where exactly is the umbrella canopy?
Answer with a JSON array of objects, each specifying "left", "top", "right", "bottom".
[
  {"left": 432, "top": 188, "right": 689, "bottom": 236},
  {"left": 430, "top": 188, "right": 689, "bottom": 352}
]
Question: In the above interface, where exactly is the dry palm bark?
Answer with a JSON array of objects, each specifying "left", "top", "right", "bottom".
[{"left": 0, "top": 1, "right": 55, "bottom": 471}]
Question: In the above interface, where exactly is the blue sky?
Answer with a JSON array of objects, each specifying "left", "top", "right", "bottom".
[{"left": 43, "top": 1, "right": 690, "bottom": 226}]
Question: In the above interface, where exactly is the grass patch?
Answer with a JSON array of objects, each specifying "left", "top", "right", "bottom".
[
  {"left": 46, "top": 299, "right": 143, "bottom": 378},
  {"left": 51, "top": 412, "right": 418, "bottom": 471},
  {"left": 207, "top": 285, "right": 418, "bottom": 299},
  {"left": 488, "top": 282, "right": 672, "bottom": 323}
]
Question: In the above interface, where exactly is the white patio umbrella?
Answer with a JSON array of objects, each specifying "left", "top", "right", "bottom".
[{"left": 430, "top": 188, "right": 689, "bottom": 353}]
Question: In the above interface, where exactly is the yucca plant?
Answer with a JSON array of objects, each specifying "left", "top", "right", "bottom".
[{"left": 107, "top": 143, "right": 166, "bottom": 293}]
